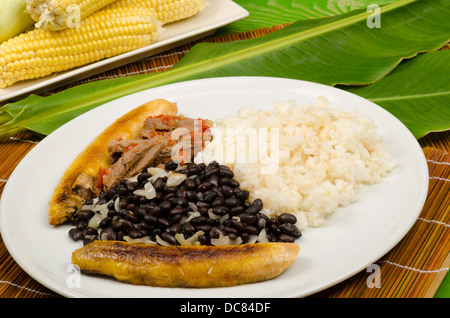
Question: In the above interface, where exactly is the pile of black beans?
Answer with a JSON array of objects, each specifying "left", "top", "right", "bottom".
[{"left": 68, "top": 161, "right": 302, "bottom": 246}]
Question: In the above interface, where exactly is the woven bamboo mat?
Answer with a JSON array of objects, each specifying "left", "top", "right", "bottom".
[{"left": 0, "top": 26, "right": 449, "bottom": 298}]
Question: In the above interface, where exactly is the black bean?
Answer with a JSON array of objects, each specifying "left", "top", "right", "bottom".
[
  {"left": 223, "top": 226, "right": 238, "bottom": 236},
  {"left": 139, "top": 222, "right": 154, "bottom": 232},
  {"left": 160, "top": 232, "right": 178, "bottom": 245},
  {"left": 126, "top": 203, "right": 136, "bottom": 212},
  {"left": 197, "top": 201, "right": 210, "bottom": 209},
  {"left": 187, "top": 164, "right": 201, "bottom": 175},
  {"left": 169, "top": 213, "right": 183, "bottom": 225},
  {"left": 281, "top": 223, "right": 302, "bottom": 238},
  {"left": 198, "top": 235, "right": 210, "bottom": 245},
  {"left": 153, "top": 177, "right": 165, "bottom": 192},
  {"left": 202, "top": 191, "right": 217, "bottom": 203},
  {"left": 196, "top": 224, "right": 211, "bottom": 232},
  {"left": 101, "top": 227, "right": 116, "bottom": 241},
  {"left": 116, "top": 185, "right": 127, "bottom": 196},
  {"left": 229, "top": 206, "right": 245, "bottom": 216},
  {"left": 159, "top": 200, "right": 172, "bottom": 212},
  {"left": 168, "top": 223, "right": 182, "bottom": 235},
  {"left": 126, "top": 213, "right": 139, "bottom": 224},
  {"left": 218, "top": 177, "right": 229, "bottom": 186},
  {"left": 235, "top": 190, "right": 249, "bottom": 201},
  {"left": 184, "top": 190, "right": 197, "bottom": 201},
  {"left": 204, "top": 167, "right": 219, "bottom": 178},
  {"left": 240, "top": 232, "right": 249, "bottom": 243},
  {"left": 164, "top": 185, "right": 178, "bottom": 194},
  {"left": 77, "top": 210, "right": 95, "bottom": 219},
  {"left": 182, "top": 222, "right": 195, "bottom": 235},
  {"left": 147, "top": 205, "right": 162, "bottom": 216},
  {"left": 211, "top": 187, "right": 224, "bottom": 199},
  {"left": 169, "top": 207, "right": 184, "bottom": 216},
  {"left": 191, "top": 216, "right": 207, "bottom": 225},
  {"left": 128, "top": 229, "right": 143, "bottom": 239},
  {"left": 68, "top": 228, "right": 83, "bottom": 241},
  {"left": 269, "top": 223, "right": 282, "bottom": 235},
  {"left": 83, "top": 237, "right": 94, "bottom": 246},
  {"left": 252, "top": 198, "right": 263, "bottom": 209},
  {"left": 278, "top": 213, "right": 297, "bottom": 224},
  {"left": 198, "top": 182, "right": 213, "bottom": 192},
  {"left": 76, "top": 219, "right": 88, "bottom": 230},
  {"left": 209, "top": 226, "right": 225, "bottom": 239},
  {"left": 134, "top": 207, "right": 146, "bottom": 220},
  {"left": 212, "top": 205, "right": 230, "bottom": 216},
  {"left": 208, "top": 175, "right": 219, "bottom": 186},
  {"left": 99, "top": 216, "right": 112, "bottom": 229},
  {"left": 122, "top": 220, "right": 135, "bottom": 233},
  {"left": 246, "top": 205, "right": 261, "bottom": 214},
  {"left": 185, "top": 178, "right": 196, "bottom": 190},
  {"left": 219, "top": 167, "right": 234, "bottom": 178},
  {"left": 239, "top": 212, "right": 258, "bottom": 225},
  {"left": 137, "top": 172, "right": 151, "bottom": 183},
  {"left": 220, "top": 185, "right": 234, "bottom": 197},
  {"left": 230, "top": 219, "right": 245, "bottom": 232},
  {"left": 125, "top": 181, "right": 138, "bottom": 192},
  {"left": 244, "top": 225, "right": 259, "bottom": 235},
  {"left": 86, "top": 226, "right": 98, "bottom": 235},
  {"left": 211, "top": 198, "right": 224, "bottom": 207},
  {"left": 227, "top": 178, "right": 240, "bottom": 188},
  {"left": 224, "top": 197, "right": 240, "bottom": 208},
  {"left": 278, "top": 234, "right": 296, "bottom": 243},
  {"left": 165, "top": 161, "right": 178, "bottom": 171},
  {"left": 112, "top": 221, "right": 123, "bottom": 231},
  {"left": 157, "top": 217, "right": 170, "bottom": 228}
]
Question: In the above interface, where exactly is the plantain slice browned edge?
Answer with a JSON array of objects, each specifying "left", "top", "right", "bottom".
[
  {"left": 48, "top": 99, "right": 178, "bottom": 226},
  {"left": 72, "top": 241, "right": 300, "bottom": 288}
]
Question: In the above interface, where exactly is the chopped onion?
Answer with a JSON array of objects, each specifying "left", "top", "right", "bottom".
[
  {"left": 114, "top": 197, "right": 120, "bottom": 212},
  {"left": 246, "top": 235, "right": 258, "bottom": 244},
  {"left": 207, "top": 209, "right": 221, "bottom": 220},
  {"left": 123, "top": 236, "right": 157, "bottom": 245},
  {"left": 211, "top": 234, "right": 243, "bottom": 246},
  {"left": 256, "top": 228, "right": 269, "bottom": 243},
  {"left": 156, "top": 235, "right": 173, "bottom": 246},
  {"left": 133, "top": 181, "right": 156, "bottom": 200},
  {"left": 166, "top": 171, "right": 187, "bottom": 187},
  {"left": 180, "top": 211, "right": 201, "bottom": 224},
  {"left": 188, "top": 202, "right": 198, "bottom": 212},
  {"left": 175, "top": 231, "right": 205, "bottom": 246},
  {"left": 148, "top": 167, "right": 166, "bottom": 176},
  {"left": 87, "top": 212, "right": 105, "bottom": 229}
]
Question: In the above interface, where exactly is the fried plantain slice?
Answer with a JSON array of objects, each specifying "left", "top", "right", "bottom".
[{"left": 72, "top": 241, "right": 300, "bottom": 288}]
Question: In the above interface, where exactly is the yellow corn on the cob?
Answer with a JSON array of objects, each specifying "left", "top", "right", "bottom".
[
  {"left": 0, "top": 0, "right": 35, "bottom": 44},
  {"left": 26, "top": 0, "right": 119, "bottom": 30},
  {"left": 0, "top": 6, "right": 161, "bottom": 88},
  {"left": 107, "top": 0, "right": 207, "bottom": 25}
]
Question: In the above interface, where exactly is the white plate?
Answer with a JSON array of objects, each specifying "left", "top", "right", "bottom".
[
  {"left": 0, "top": 0, "right": 248, "bottom": 103},
  {"left": 0, "top": 77, "right": 428, "bottom": 298}
]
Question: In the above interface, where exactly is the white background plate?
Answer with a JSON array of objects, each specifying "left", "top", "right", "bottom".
[
  {"left": 0, "top": 77, "right": 428, "bottom": 298},
  {"left": 0, "top": 0, "right": 248, "bottom": 103}
]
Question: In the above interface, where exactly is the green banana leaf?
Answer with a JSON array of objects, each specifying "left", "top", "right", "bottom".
[
  {"left": 343, "top": 50, "right": 450, "bottom": 139},
  {"left": 0, "top": 0, "right": 449, "bottom": 140},
  {"left": 220, "top": 0, "right": 397, "bottom": 34}
]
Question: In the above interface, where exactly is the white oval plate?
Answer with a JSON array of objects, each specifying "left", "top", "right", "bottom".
[{"left": 0, "top": 77, "right": 428, "bottom": 298}]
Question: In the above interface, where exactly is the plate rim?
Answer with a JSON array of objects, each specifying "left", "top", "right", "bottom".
[{"left": 0, "top": 76, "right": 429, "bottom": 298}]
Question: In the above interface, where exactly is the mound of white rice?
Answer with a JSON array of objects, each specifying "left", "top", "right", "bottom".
[{"left": 195, "top": 97, "right": 395, "bottom": 229}]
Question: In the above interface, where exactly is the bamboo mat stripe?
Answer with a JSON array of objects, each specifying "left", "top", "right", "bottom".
[{"left": 0, "top": 26, "right": 449, "bottom": 298}]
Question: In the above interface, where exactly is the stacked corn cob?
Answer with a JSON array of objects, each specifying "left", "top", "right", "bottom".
[{"left": 0, "top": 0, "right": 207, "bottom": 88}]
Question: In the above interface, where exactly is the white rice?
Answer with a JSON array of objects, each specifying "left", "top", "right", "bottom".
[{"left": 196, "top": 97, "right": 395, "bottom": 229}]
